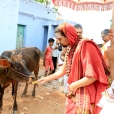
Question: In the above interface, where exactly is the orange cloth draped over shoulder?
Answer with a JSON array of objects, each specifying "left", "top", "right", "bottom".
[{"left": 59, "top": 23, "right": 108, "bottom": 114}]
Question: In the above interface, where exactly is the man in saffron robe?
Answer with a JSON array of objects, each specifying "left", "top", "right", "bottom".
[
  {"left": 97, "top": 30, "right": 114, "bottom": 114},
  {"left": 37, "top": 23, "right": 108, "bottom": 114},
  {"left": 101, "top": 29, "right": 110, "bottom": 65}
]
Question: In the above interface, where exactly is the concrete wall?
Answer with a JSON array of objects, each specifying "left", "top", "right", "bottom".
[
  {"left": 19, "top": 0, "right": 56, "bottom": 21},
  {"left": 0, "top": 0, "right": 76, "bottom": 53},
  {"left": 0, "top": 0, "right": 19, "bottom": 54},
  {"left": 18, "top": 13, "right": 45, "bottom": 51},
  {"left": 18, "top": 0, "right": 56, "bottom": 51}
]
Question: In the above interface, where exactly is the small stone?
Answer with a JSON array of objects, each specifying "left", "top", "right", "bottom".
[
  {"left": 23, "top": 106, "right": 28, "bottom": 111},
  {"left": 52, "top": 86, "right": 57, "bottom": 89},
  {"left": 46, "top": 92, "right": 50, "bottom": 95},
  {"left": 37, "top": 95, "right": 44, "bottom": 99},
  {"left": 21, "top": 112, "right": 25, "bottom": 114}
]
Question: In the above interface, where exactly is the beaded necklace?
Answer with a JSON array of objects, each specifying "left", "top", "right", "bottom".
[{"left": 66, "top": 38, "right": 81, "bottom": 77}]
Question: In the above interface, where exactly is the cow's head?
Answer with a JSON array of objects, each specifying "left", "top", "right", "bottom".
[{"left": 0, "top": 52, "right": 36, "bottom": 83}]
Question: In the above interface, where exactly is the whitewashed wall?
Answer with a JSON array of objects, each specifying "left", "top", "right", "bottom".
[{"left": 0, "top": 0, "right": 19, "bottom": 54}]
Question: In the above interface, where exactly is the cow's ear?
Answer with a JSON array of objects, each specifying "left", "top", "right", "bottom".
[{"left": 0, "top": 59, "right": 11, "bottom": 68}]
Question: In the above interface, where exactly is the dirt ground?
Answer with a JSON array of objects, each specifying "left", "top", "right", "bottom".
[{"left": 1, "top": 60, "right": 66, "bottom": 114}]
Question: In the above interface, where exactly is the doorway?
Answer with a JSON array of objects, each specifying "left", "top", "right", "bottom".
[
  {"left": 42, "top": 26, "right": 48, "bottom": 52},
  {"left": 16, "top": 25, "right": 25, "bottom": 49}
]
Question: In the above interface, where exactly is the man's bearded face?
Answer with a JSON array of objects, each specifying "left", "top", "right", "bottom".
[{"left": 55, "top": 32, "right": 69, "bottom": 47}]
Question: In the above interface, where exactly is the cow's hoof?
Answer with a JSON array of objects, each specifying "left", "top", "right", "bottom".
[
  {"left": 11, "top": 110, "right": 17, "bottom": 114},
  {"left": 21, "top": 94, "right": 25, "bottom": 97},
  {"left": 32, "top": 95, "right": 35, "bottom": 98},
  {"left": 21, "top": 92, "right": 27, "bottom": 97},
  {"left": 0, "top": 108, "right": 2, "bottom": 113},
  {"left": 32, "top": 92, "right": 35, "bottom": 98}
]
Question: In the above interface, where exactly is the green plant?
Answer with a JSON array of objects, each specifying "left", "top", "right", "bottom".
[{"left": 35, "top": 0, "right": 62, "bottom": 16}]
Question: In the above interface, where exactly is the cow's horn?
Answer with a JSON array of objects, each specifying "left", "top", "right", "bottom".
[
  {"left": 11, "top": 52, "right": 15, "bottom": 59},
  {"left": 18, "top": 51, "right": 22, "bottom": 59}
]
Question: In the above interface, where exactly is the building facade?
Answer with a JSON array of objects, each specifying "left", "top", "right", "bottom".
[
  {"left": 0, "top": 0, "right": 19, "bottom": 54},
  {"left": 0, "top": 0, "right": 76, "bottom": 54}
]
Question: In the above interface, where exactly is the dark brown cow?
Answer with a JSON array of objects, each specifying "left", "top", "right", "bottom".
[
  {"left": 1, "top": 47, "right": 40, "bottom": 114},
  {"left": 0, "top": 52, "right": 36, "bottom": 114}
]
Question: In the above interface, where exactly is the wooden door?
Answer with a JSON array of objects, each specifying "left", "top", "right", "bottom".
[{"left": 16, "top": 25, "right": 25, "bottom": 49}]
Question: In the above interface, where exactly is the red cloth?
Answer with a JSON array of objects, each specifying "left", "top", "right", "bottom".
[
  {"left": 59, "top": 22, "right": 78, "bottom": 47},
  {"left": 58, "top": 23, "right": 108, "bottom": 114},
  {"left": 67, "top": 39, "right": 108, "bottom": 114},
  {"left": 45, "top": 59, "right": 54, "bottom": 71},
  {"left": 45, "top": 46, "right": 53, "bottom": 59},
  {"left": 45, "top": 46, "right": 54, "bottom": 71}
]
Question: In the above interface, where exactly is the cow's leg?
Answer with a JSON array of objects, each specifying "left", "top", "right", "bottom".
[
  {"left": 21, "top": 83, "right": 28, "bottom": 96},
  {"left": 0, "top": 85, "right": 4, "bottom": 111},
  {"left": 32, "top": 84, "right": 37, "bottom": 97},
  {"left": 12, "top": 81, "right": 18, "bottom": 114},
  {"left": 32, "top": 68, "right": 39, "bottom": 97}
]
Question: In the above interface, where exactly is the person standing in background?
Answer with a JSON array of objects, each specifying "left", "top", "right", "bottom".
[
  {"left": 100, "top": 29, "right": 112, "bottom": 85},
  {"left": 97, "top": 30, "right": 114, "bottom": 114},
  {"left": 74, "top": 24, "right": 83, "bottom": 38},
  {"left": 44, "top": 38, "right": 54, "bottom": 76},
  {"left": 101, "top": 29, "right": 110, "bottom": 45},
  {"left": 60, "top": 46, "right": 68, "bottom": 94},
  {"left": 52, "top": 37, "right": 58, "bottom": 74},
  {"left": 58, "top": 44, "right": 64, "bottom": 86},
  {"left": 101, "top": 29, "right": 110, "bottom": 65}
]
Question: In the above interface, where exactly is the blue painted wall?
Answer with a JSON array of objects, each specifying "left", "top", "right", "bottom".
[
  {"left": 41, "top": 20, "right": 77, "bottom": 51},
  {"left": 0, "top": 0, "right": 77, "bottom": 54},
  {"left": 0, "top": 0, "right": 19, "bottom": 54},
  {"left": 18, "top": 0, "right": 57, "bottom": 51},
  {"left": 18, "top": 0, "right": 77, "bottom": 52}
]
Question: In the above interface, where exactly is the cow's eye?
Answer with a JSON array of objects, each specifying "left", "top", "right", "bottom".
[
  {"left": 16, "top": 65, "right": 20, "bottom": 69},
  {"left": 15, "top": 63, "right": 21, "bottom": 69}
]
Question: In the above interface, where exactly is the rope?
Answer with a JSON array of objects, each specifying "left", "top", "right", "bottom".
[{"left": 9, "top": 67, "right": 31, "bottom": 78}]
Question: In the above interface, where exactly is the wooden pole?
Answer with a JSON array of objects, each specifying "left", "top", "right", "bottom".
[{"left": 112, "top": 1, "right": 114, "bottom": 29}]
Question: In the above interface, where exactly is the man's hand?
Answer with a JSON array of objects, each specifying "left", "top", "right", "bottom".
[
  {"left": 32, "top": 77, "right": 49, "bottom": 85},
  {"left": 68, "top": 82, "right": 78, "bottom": 95}
]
